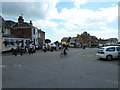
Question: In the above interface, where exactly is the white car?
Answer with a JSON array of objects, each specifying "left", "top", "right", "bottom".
[{"left": 96, "top": 46, "right": 120, "bottom": 60}]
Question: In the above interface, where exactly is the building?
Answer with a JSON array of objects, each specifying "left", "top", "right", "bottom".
[
  {"left": 38, "top": 29, "right": 45, "bottom": 46},
  {"left": 1, "top": 16, "right": 31, "bottom": 51},
  {"left": 11, "top": 16, "right": 36, "bottom": 45},
  {"left": 76, "top": 31, "right": 91, "bottom": 44},
  {"left": 61, "top": 37, "right": 71, "bottom": 43},
  {"left": 0, "top": 16, "right": 3, "bottom": 53},
  {"left": 98, "top": 38, "right": 109, "bottom": 44},
  {"left": 61, "top": 31, "right": 118, "bottom": 46},
  {"left": 98, "top": 38, "right": 118, "bottom": 45},
  {"left": 11, "top": 15, "right": 45, "bottom": 46},
  {"left": 0, "top": 16, "right": 11, "bottom": 35},
  {"left": 90, "top": 36, "right": 98, "bottom": 45},
  {"left": 60, "top": 31, "right": 99, "bottom": 46},
  {"left": 5, "top": 20, "right": 16, "bottom": 28},
  {"left": 1, "top": 15, "right": 45, "bottom": 51},
  {"left": 70, "top": 37, "right": 76, "bottom": 43},
  {"left": 75, "top": 31, "right": 99, "bottom": 46},
  {"left": 108, "top": 38, "right": 118, "bottom": 44}
]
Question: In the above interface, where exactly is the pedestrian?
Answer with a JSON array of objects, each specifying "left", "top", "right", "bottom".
[
  {"left": 42, "top": 44, "right": 46, "bottom": 52},
  {"left": 32, "top": 44, "right": 36, "bottom": 53},
  {"left": 59, "top": 44, "right": 62, "bottom": 50},
  {"left": 25, "top": 43, "right": 29, "bottom": 53},
  {"left": 29, "top": 42, "right": 33, "bottom": 54},
  {"left": 35, "top": 44, "right": 39, "bottom": 50},
  {"left": 13, "top": 41, "right": 22, "bottom": 56}
]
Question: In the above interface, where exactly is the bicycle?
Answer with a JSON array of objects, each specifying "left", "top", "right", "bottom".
[{"left": 60, "top": 48, "right": 68, "bottom": 58}]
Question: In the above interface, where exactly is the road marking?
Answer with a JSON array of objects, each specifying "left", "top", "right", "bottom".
[{"left": 0, "top": 65, "right": 6, "bottom": 68}]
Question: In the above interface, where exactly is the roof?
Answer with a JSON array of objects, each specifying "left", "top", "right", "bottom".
[
  {"left": 70, "top": 37, "right": 76, "bottom": 41},
  {"left": 61, "top": 37, "right": 71, "bottom": 41},
  {"left": 12, "top": 22, "right": 35, "bottom": 29},
  {"left": 109, "top": 38, "right": 118, "bottom": 41},
  {"left": 0, "top": 16, "right": 10, "bottom": 29},
  {"left": 38, "top": 29, "right": 45, "bottom": 33},
  {"left": 41, "top": 30, "right": 45, "bottom": 33},
  {"left": 102, "top": 46, "right": 119, "bottom": 48},
  {"left": 90, "top": 36, "right": 97, "bottom": 39},
  {"left": 5, "top": 20, "right": 16, "bottom": 27}
]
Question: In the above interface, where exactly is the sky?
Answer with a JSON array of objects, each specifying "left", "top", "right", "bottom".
[{"left": 0, "top": 0, "right": 119, "bottom": 42}]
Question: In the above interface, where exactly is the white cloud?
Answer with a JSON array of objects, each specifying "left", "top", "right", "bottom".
[
  {"left": 33, "top": 20, "right": 58, "bottom": 30},
  {"left": 1, "top": 1, "right": 118, "bottom": 42},
  {"left": 58, "top": 5, "right": 118, "bottom": 24},
  {"left": 34, "top": 3, "right": 118, "bottom": 41},
  {"left": 1, "top": 0, "right": 60, "bottom": 20}
]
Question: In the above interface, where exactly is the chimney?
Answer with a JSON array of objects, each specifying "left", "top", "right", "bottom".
[
  {"left": 30, "top": 20, "right": 33, "bottom": 25},
  {"left": 18, "top": 16, "right": 24, "bottom": 24}
]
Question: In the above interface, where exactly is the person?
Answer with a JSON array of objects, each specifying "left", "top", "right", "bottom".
[
  {"left": 62, "top": 42, "right": 68, "bottom": 55},
  {"left": 59, "top": 44, "right": 62, "bottom": 50},
  {"left": 13, "top": 41, "right": 22, "bottom": 56},
  {"left": 36, "top": 44, "right": 39, "bottom": 50},
  {"left": 29, "top": 42, "right": 33, "bottom": 54},
  {"left": 25, "top": 43, "right": 29, "bottom": 53},
  {"left": 42, "top": 44, "right": 47, "bottom": 52},
  {"left": 32, "top": 44, "right": 36, "bottom": 53},
  {"left": 82, "top": 43, "right": 86, "bottom": 49}
]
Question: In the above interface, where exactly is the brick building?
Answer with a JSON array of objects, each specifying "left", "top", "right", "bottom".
[
  {"left": 11, "top": 15, "right": 45, "bottom": 46},
  {"left": 73, "top": 31, "right": 98, "bottom": 46},
  {"left": 76, "top": 31, "right": 91, "bottom": 44},
  {"left": 1, "top": 15, "right": 45, "bottom": 51}
]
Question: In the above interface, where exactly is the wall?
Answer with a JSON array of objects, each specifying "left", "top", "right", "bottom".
[{"left": 11, "top": 28, "right": 32, "bottom": 38}]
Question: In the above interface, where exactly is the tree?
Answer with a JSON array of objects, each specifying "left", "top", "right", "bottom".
[{"left": 45, "top": 39, "right": 51, "bottom": 43}]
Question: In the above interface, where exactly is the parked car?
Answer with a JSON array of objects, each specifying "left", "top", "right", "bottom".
[
  {"left": 98, "top": 44, "right": 103, "bottom": 48},
  {"left": 96, "top": 46, "right": 120, "bottom": 60}
]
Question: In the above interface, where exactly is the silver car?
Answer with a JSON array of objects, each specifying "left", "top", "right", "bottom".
[{"left": 96, "top": 46, "right": 120, "bottom": 60}]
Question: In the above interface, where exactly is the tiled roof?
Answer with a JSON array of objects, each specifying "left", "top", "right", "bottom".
[
  {"left": 70, "top": 37, "right": 76, "bottom": 40},
  {"left": 90, "top": 36, "right": 97, "bottom": 39},
  {"left": 0, "top": 16, "right": 10, "bottom": 29},
  {"left": 5, "top": 20, "right": 16, "bottom": 27},
  {"left": 12, "top": 22, "right": 35, "bottom": 29},
  {"left": 61, "top": 37, "right": 70, "bottom": 41}
]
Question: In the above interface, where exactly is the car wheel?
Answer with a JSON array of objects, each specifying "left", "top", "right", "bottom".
[{"left": 106, "top": 55, "right": 113, "bottom": 61}]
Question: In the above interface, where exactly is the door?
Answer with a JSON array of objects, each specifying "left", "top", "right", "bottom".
[{"left": 106, "top": 47, "right": 117, "bottom": 58}]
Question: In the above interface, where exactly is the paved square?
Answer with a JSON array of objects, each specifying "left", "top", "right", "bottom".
[{"left": 2, "top": 48, "right": 118, "bottom": 88}]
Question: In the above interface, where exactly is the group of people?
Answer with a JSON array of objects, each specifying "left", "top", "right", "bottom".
[
  {"left": 12, "top": 42, "right": 40, "bottom": 56},
  {"left": 42, "top": 43, "right": 56, "bottom": 52},
  {"left": 42, "top": 42, "right": 69, "bottom": 53},
  {"left": 12, "top": 41, "right": 69, "bottom": 56}
]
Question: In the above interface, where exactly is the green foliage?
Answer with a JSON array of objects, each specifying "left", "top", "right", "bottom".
[{"left": 45, "top": 39, "right": 51, "bottom": 43}]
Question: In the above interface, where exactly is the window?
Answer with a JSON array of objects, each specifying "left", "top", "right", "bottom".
[
  {"left": 98, "top": 48, "right": 104, "bottom": 53},
  {"left": 117, "top": 47, "right": 120, "bottom": 51},
  {"left": 106, "top": 47, "right": 115, "bottom": 51},
  {"left": 33, "top": 29, "right": 35, "bottom": 34}
]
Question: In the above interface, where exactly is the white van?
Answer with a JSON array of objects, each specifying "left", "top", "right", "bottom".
[{"left": 96, "top": 46, "right": 120, "bottom": 60}]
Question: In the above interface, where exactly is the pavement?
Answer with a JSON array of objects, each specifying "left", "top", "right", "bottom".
[{"left": 2, "top": 48, "right": 119, "bottom": 88}]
